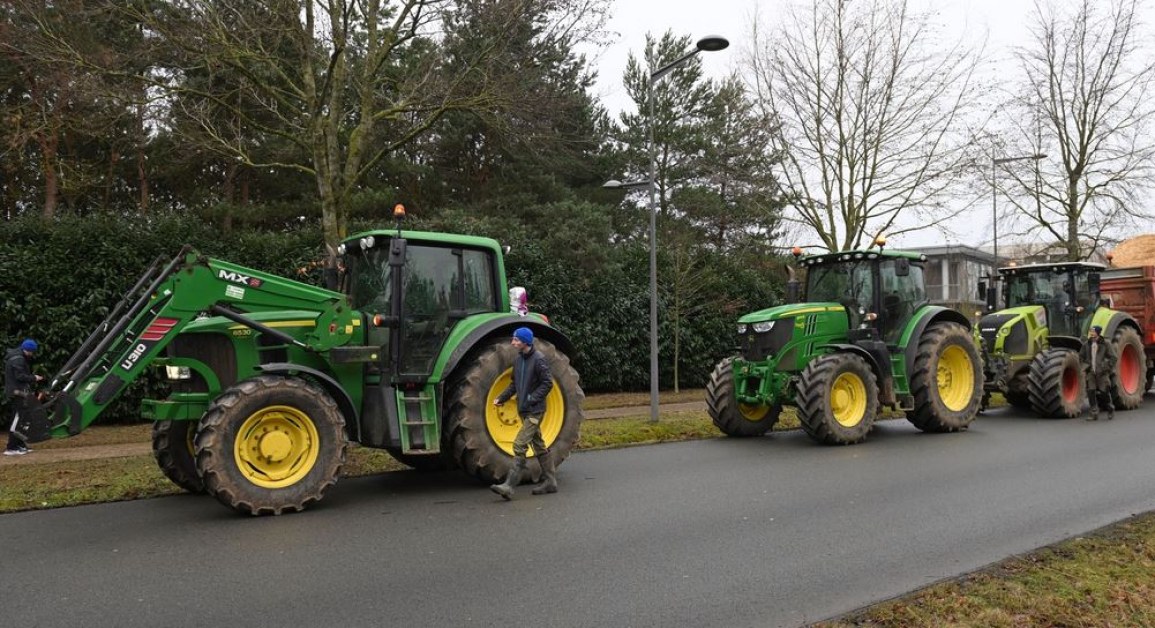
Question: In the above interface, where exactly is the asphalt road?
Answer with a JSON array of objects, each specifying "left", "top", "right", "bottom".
[{"left": 3, "top": 401, "right": 1155, "bottom": 628}]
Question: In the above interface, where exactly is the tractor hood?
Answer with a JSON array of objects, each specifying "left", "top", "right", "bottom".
[
  {"left": 977, "top": 305, "right": 1044, "bottom": 356},
  {"left": 738, "top": 302, "right": 844, "bottom": 324}
]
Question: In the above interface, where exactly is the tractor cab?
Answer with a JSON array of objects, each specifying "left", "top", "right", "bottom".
[
  {"left": 341, "top": 232, "right": 506, "bottom": 382},
  {"left": 998, "top": 262, "right": 1103, "bottom": 340},
  {"left": 800, "top": 249, "right": 930, "bottom": 344}
]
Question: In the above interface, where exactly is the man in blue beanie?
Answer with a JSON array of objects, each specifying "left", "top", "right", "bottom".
[
  {"left": 490, "top": 326, "right": 557, "bottom": 499},
  {"left": 5, "top": 338, "right": 44, "bottom": 455}
]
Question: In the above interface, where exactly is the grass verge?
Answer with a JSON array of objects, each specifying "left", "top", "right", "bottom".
[{"left": 818, "top": 513, "right": 1155, "bottom": 627}]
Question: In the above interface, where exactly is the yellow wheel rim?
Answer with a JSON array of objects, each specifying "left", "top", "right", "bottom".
[
  {"left": 937, "top": 344, "right": 974, "bottom": 412},
  {"left": 738, "top": 403, "right": 771, "bottom": 422},
  {"left": 486, "top": 368, "right": 564, "bottom": 456},
  {"left": 233, "top": 405, "right": 320, "bottom": 489},
  {"left": 831, "top": 371, "right": 867, "bottom": 427}
]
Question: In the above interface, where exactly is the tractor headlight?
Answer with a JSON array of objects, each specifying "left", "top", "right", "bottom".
[
  {"left": 359, "top": 236, "right": 376, "bottom": 251},
  {"left": 737, "top": 323, "right": 748, "bottom": 334},
  {"left": 164, "top": 366, "right": 192, "bottom": 381},
  {"left": 752, "top": 321, "right": 775, "bottom": 333}
]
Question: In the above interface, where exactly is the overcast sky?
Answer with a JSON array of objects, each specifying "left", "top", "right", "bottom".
[{"left": 582, "top": 0, "right": 1084, "bottom": 250}]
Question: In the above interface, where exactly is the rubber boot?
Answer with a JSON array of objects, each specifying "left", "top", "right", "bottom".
[
  {"left": 490, "top": 457, "right": 526, "bottom": 501},
  {"left": 531, "top": 450, "right": 558, "bottom": 495}
]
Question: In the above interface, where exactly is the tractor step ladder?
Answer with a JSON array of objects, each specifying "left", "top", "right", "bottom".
[{"left": 396, "top": 387, "right": 440, "bottom": 455}]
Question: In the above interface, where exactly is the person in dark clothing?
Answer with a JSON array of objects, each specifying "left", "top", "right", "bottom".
[
  {"left": 1079, "top": 325, "right": 1116, "bottom": 421},
  {"left": 490, "top": 327, "right": 556, "bottom": 500},
  {"left": 5, "top": 339, "right": 44, "bottom": 455}
]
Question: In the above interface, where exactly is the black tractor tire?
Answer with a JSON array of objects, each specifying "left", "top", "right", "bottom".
[
  {"left": 195, "top": 375, "right": 346, "bottom": 516},
  {"left": 445, "top": 337, "right": 584, "bottom": 485},
  {"left": 705, "top": 357, "right": 781, "bottom": 437},
  {"left": 905, "top": 322, "right": 982, "bottom": 432},
  {"left": 796, "top": 353, "right": 878, "bottom": 445},
  {"left": 1004, "top": 389, "right": 1032, "bottom": 409},
  {"left": 1112, "top": 326, "right": 1146, "bottom": 410},
  {"left": 1027, "top": 348, "right": 1084, "bottom": 419},
  {"left": 151, "top": 420, "right": 204, "bottom": 494},
  {"left": 1004, "top": 370, "right": 1033, "bottom": 410}
]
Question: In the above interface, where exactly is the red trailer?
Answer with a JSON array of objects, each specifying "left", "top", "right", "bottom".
[{"left": 1101, "top": 264, "right": 1155, "bottom": 393}]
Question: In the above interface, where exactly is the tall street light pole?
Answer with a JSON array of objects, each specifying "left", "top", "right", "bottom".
[
  {"left": 606, "top": 34, "right": 728, "bottom": 423},
  {"left": 991, "top": 152, "right": 1046, "bottom": 301}
]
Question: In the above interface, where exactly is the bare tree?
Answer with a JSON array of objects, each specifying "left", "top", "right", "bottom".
[
  {"left": 1003, "top": 0, "right": 1155, "bottom": 261},
  {"left": 746, "top": 0, "right": 982, "bottom": 252}
]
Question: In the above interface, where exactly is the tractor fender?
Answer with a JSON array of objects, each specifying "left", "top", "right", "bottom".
[
  {"left": 1048, "top": 336, "right": 1082, "bottom": 351},
  {"left": 1102, "top": 311, "right": 1141, "bottom": 341},
  {"left": 818, "top": 342, "right": 896, "bottom": 405},
  {"left": 817, "top": 344, "right": 883, "bottom": 377},
  {"left": 256, "top": 363, "right": 359, "bottom": 439},
  {"left": 902, "top": 306, "right": 973, "bottom": 374},
  {"left": 441, "top": 315, "right": 576, "bottom": 380}
]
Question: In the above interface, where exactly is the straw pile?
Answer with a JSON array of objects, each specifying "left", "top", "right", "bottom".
[{"left": 1110, "top": 234, "right": 1155, "bottom": 267}]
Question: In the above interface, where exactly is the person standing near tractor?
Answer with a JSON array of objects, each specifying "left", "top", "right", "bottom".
[
  {"left": 490, "top": 327, "right": 557, "bottom": 500},
  {"left": 5, "top": 339, "right": 45, "bottom": 455},
  {"left": 1080, "top": 325, "right": 1116, "bottom": 421}
]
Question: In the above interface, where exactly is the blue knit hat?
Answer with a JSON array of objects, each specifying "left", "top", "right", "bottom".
[
  {"left": 513, "top": 327, "right": 534, "bottom": 345},
  {"left": 20, "top": 338, "right": 38, "bottom": 353},
  {"left": 1091, "top": 325, "right": 1103, "bottom": 334}
]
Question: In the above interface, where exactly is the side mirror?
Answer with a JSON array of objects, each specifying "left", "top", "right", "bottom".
[
  {"left": 388, "top": 237, "right": 407, "bottom": 267},
  {"left": 895, "top": 258, "right": 910, "bottom": 277},
  {"left": 977, "top": 281, "right": 987, "bottom": 302},
  {"left": 1088, "top": 272, "right": 1101, "bottom": 295}
]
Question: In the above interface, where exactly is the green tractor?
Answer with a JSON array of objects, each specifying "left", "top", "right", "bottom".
[
  {"left": 976, "top": 262, "right": 1146, "bottom": 418},
  {"left": 706, "top": 246, "right": 982, "bottom": 445},
  {"left": 41, "top": 224, "right": 584, "bottom": 515}
]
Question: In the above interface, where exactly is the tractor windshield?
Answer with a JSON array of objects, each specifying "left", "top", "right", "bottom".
[{"left": 806, "top": 261, "right": 874, "bottom": 323}]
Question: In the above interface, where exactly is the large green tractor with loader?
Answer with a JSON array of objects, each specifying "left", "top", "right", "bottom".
[
  {"left": 976, "top": 262, "right": 1146, "bottom": 418},
  {"left": 39, "top": 219, "right": 584, "bottom": 515},
  {"left": 706, "top": 246, "right": 982, "bottom": 445}
]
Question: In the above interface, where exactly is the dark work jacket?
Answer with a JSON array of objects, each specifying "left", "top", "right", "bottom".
[
  {"left": 497, "top": 347, "right": 553, "bottom": 416},
  {"left": 4, "top": 347, "right": 37, "bottom": 398},
  {"left": 1079, "top": 337, "right": 1116, "bottom": 390}
]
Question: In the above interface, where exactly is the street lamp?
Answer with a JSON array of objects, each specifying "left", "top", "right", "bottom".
[
  {"left": 990, "top": 153, "right": 1046, "bottom": 301},
  {"left": 605, "top": 34, "right": 729, "bottom": 423}
]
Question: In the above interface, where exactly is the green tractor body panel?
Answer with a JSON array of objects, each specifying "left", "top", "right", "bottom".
[
  {"left": 712, "top": 247, "right": 982, "bottom": 445},
  {"left": 976, "top": 261, "right": 1146, "bottom": 415},
  {"left": 37, "top": 227, "right": 585, "bottom": 514}
]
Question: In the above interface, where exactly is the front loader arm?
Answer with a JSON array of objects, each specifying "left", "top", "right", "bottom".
[{"left": 44, "top": 246, "right": 356, "bottom": 438}]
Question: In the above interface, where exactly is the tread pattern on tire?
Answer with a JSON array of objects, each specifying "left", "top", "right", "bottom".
[
  {"left": 705, "top": 357, "right": 780, "bottom": 437},
  {"left": 446, "top": 338, "right": 584, "bottom": 485},
  {"left": 152, "top": 420, "right": 204, "bottom": 494},
  {"left": 195, "top": 375, "right": 346, "bottom": 516},
  {"left": 1027, "top": 348, "right": 1083, "bottom": 419},
  {"left": 905, "top": 321, "right": 981, "bottom": 433},
  {"left": 796, "top": 353, "right": 878, "bottom": 445}
]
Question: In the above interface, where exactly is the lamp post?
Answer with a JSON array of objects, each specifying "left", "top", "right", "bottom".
[
  {"left": 991, "top": 153, "right": 1046, "bottom": 302},
  {"left": 604, "top": 34, "right": 728, "bottom": 423}
]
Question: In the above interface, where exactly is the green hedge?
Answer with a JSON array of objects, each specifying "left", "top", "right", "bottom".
[{"left": 0, "top": 212, "right": 783, "bottom": 423}]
